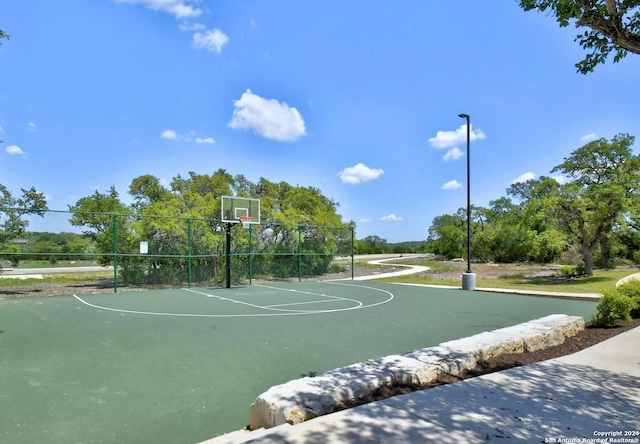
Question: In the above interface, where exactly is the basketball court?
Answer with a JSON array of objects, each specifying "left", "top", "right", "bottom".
[{"left": 0, "top": 281, "right": 598, "bottom": 444}]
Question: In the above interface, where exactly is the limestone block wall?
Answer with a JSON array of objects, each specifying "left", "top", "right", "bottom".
[{"left": 250, "top": 314, "right": 585, "bottom": 430}]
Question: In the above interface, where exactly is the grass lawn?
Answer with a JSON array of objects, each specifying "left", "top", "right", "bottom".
[
  {"left": 380, "top": 261, "right": 638, "bottom": 295},
  {"left": 0, "top": 271, "right": 113, "bottom": 286},
  {"left": 1, "top": 259, "right": 97, "bottom": 269}
]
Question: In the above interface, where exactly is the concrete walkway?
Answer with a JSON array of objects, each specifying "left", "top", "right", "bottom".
[
  {"left": 474, "top": 286, "right": 602, "bottom": 300},
  {"left": 351, "top": 256, "right": 431, "bottom": 281},
  {"left": 204, "top": 325, "right": 640, "bottom": 443},
  {"left": 617, "top": 272, "right": 640, "bottom": 286},
  {"left": 351, "top": 256, "right": 604, "bottom": 299}
]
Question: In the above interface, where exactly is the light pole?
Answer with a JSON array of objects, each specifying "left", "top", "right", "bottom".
[{"left": 458, "top": 113, "right": 476, "bottom": 290}]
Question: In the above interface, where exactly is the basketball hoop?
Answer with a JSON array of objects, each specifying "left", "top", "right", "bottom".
[{"left": 239, "top": 216, "right": 253, "bottom": 229}]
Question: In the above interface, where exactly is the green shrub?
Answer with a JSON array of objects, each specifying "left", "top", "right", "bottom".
[
  {"left": 608, "top": 257, "right": 633, "bottom": 268},
  {"left": 559, "top": 264, "right": 583, "bottom": 276},
  {"left": 616, "top": 280, "right": 640, "bottom": 318},
  {"left": 591, "top": 290, "right": 636, "bottom": 327}
]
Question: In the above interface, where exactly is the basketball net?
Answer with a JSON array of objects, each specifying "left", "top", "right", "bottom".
[{"left": 239, "top": 216, "right": 252, "bottom": 229}]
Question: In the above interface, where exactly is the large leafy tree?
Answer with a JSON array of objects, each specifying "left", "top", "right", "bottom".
[
  {"left": 549, "top": 133, "right": 640, "bottom": 273},
  {"left": 519, "top": 0, "right": 640, "bottom": 73},
  {"left": 425, "top": 134, "right": 639, "bottom": 271},
  {"left": 426, "top": 213, "right": 467, "bottom": 259},
  {"left": 250, "top": 178, "right": 349, "bottom": 276},
  {"left": 129, "top": 174, "right": 170, "bottom": 212},
  {"left": 356, "top": 235, "right": 391, "bottom": 254},
  {"left": 68, "top": 171, "right": 351, "bottom": 281},
  {"left": 1, "top": 185, "right": 48, "bottom": 245},
  {"left": 135, "top": 171, "right": 233, "bottom": 278},
  {"left": 68, "top": 186, "right": 133, "bottom": 266},
  {"left": 505, "top": 178, "right": 569, "bottom": 263},
  {"left": 1, "top": 185, "right": 48, "bottom": 267}
]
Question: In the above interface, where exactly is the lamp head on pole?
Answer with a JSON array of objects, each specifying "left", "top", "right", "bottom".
[{"left": 458, "top": 113, "right": 469, "bottom": 120}]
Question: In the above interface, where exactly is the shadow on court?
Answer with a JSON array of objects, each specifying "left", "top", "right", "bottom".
[
  {"left": 249, "top": 362, "right": 638, "bottom": 443},
  {"left": 0, "top": 282, "right": 597, "bottom": 443}
]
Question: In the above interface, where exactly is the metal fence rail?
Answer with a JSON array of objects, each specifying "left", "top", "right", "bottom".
[{"left": 0, "top": 209, "right": 355, "bottom": 296}]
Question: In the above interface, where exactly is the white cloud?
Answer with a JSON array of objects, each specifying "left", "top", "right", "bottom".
[
  {"left": 161, "top": 129, "right": 182, "bottom": 140},
  {"left": 441, "top": 180, "right": 462, "bottom": 190},
  {"left": 443, "top": 147, "right": 464, "bottom": 162},
  {"left": 381, "top": 214, "right": 403, "bottom": 222},
  {"left": 358, "top": 218, "right": 372, "bottom": 223},
  {"left": 511, "top": 172, "right": 535, "bottom": 184},
  {"left": 113, "top": 0, "right": 202, "bottom": 19},
  {"left": 26, "top": 122, "right": 38, "bottom": 132},
  {"left": 429, "top": 124, "right": 486, "bottom": 149},
  {"left": 193, "top": 28, "right": 229, "bottom": 53},
  {"left": 338, "top": 163, "right": 384, "bottom": 185},
  {"left": 179, "top": 22, "right": 206, "bottom": 32},
  {"left": 6, "top": 145, "right": 24, "bottom": 156},
  {"left": 551, "top": 175, "right": 567, "bottom": 184},
  {"left": 228, "top": 89, "right": 306, "bottom": 142},
  {"left": 161, "top": 129, "right": 214, "bottom": 143},
  {"left": 580, "top": 133, "right": 597, "bottom": 142}
]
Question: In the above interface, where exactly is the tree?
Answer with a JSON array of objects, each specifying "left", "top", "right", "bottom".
[
  {"left": 550, "top": 133, "right": 640, "bottom": 274},
  {"left": 426, "top": 213, "right": 466, "bottom": 259},
  {"left": 252, "top": 179, "right": 349, "bottom": 277},
  {"left": 357, "top": 235, "right": 390, "bottom": 254},
  {"left": 1, "top": 185, "right": 48, "bottom": 268},
  {"left": 68, "top": 186, "right": 132, "bottom": 266},
  {"left": 506, "top": 177, "right": 569, "bottom": 263},
  {"left": 170, "top": 169, "right": 233, "bottom": 220},
  {"left": 1, "top": 185, "right": 48, "bottom": 245},
  {"left": 129, "top": 175, "right": 170, "bottom": 212},
  {"left": 0, "top": 29, "right": 8, "bottom": 45},
  {"left": 519, "top": 0, "right": 640, "bottom": 73}
]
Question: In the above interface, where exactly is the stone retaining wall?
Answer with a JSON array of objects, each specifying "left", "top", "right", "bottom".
[{"left": 250, "top": 314, "right": 585, "bottom": 430}]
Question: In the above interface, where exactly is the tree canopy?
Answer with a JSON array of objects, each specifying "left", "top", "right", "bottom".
[
  {"left": 0, "top": 185, "right": 48, "bottom": 266},
  {"left": 519, "top": 0, "right": 640, "bottom": 73},
  {"left": 426, "top": 133, "right": 640, "bottom": 274},
  {"left": 64, "top": 171, "right": 352, "bottom": 280},
  {"left": 550, "top": 133, "right": 640, "bottom": 273}
]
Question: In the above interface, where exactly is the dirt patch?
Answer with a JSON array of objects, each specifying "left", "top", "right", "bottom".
[{"left": 391, "top": 259, "right": 565, "bottom": 283}]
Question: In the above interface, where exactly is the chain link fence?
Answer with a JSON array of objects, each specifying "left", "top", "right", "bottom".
[{"left": 0, "top": 209, "right": 355, "bottom": 298}]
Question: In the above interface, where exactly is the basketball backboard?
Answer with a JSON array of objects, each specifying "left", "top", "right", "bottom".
[{"left": 221, "top": 196, "right": 260, "bottom": 224}]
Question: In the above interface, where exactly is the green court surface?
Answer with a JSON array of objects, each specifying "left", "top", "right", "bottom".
[{"left": 0, "top": 282, "right": 597, "bottom": 443}]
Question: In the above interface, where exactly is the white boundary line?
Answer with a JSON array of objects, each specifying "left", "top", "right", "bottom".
[
  {"left": 72, "top": 282, "right": 394, "bottom": 318},
  {"left": 324, "top": 281, "right": 395, "bottom": 308},
  {"left": 263, "top": 299, "right": 348, "bottom": 308},
  {"left": 183, "top": 287, "right": 363, "bottom": 313}
]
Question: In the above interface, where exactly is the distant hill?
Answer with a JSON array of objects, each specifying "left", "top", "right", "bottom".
[
  {"left": 356, "top": 236, "right": 425, "bottom": 254},
  {"left": 389, "top": 241, "right": 425, "bottom": 251}
]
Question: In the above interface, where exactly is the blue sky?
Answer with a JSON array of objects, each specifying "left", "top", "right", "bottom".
[{"left": 1, "top": 1, "right": 639, "bottom": 243}]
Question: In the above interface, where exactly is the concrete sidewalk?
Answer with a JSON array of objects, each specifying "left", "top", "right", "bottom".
[{"left": 206, "top": 325, "right": 640, "bottom": 443}]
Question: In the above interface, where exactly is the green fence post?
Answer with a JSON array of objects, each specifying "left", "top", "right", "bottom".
[
  {"left": 225, "top": 223, "right": 232, "bottom": 289},
  {"left": 298, "top": 224, "right": 302, "bottom": 282},
  {"left": 112, "top": 214, "right": 118, "bottom": 293},
  {"left": 351, "top": 225, "right": 355, "bottom": 280},
  {"left": 249, "top": 223, "right": 253, "bottom": 285},
  {"left": 187, "top": 218, "right": 192, "bottom": 288}
]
